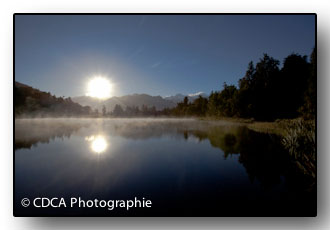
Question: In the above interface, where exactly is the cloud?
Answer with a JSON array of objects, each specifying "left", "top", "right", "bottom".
[
  {"left": 151, "top": 62, "right": 162, "bottom": 68},
  {"left": 188, "top": 92, "right": 204, "bottom": 97}
]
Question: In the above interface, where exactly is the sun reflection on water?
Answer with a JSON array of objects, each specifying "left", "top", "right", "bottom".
[{"left": 85, "top": 135, "right": 108, "bottom": 154}]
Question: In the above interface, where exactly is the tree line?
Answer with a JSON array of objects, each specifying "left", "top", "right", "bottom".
[
  {"left": 101, "top": 104, "right": 161, "bottom": 117},
  {"left": 158, "top": 48, "right": 315, "bottom": 121}
]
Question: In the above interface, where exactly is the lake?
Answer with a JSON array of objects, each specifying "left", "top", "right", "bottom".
[{"left": 14, "top": 118, "right": 316, "bottom": 216}]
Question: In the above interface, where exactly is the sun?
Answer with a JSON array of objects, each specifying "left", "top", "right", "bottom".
[
  {"left": 86, "top": 77, "right": 112, "bottom": 99},
  {"left": 85, "top": 135, "right": 108, "bottom": 154},
  {"left": 91, "top": 136, "right": 108, "bottom": 154}
]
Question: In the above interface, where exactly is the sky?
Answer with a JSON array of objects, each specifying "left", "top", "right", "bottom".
[{"left": 15, "top": 14, "right": 315, "bottom": 97}]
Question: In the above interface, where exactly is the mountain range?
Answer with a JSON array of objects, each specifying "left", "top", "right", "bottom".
[
  {"left": 72, "top": 92, "right": 207, "bottom": 112},
  {"left": 163, "top": 92, "right": 207, "bottom": 104},
  {"left": 15, "top": 81, "right": 207, "bottom": 113}
]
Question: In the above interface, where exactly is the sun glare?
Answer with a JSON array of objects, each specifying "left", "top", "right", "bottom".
[
  {"left": 87, "top": 77, "right": 112, "bottom": 99},
  {"left": 85, "top": 135, "right": 108, "bottom": 154}
]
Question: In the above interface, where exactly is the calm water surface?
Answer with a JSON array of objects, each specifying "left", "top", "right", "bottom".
[{"left": 15, "top": 118, "right": 315, "bottom": 216}]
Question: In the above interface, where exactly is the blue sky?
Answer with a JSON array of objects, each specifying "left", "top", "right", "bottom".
[{"left": 15, "top": 15, "right": 315, "bottom": 97}]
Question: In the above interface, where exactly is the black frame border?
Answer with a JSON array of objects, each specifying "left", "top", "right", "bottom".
[{"left": 13, "top": 13, "right": 317, "bottom": 217}]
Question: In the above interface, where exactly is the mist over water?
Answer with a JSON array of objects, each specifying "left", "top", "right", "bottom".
[{"left": 15, "top": 118, "right": 315, "bottom": 216}]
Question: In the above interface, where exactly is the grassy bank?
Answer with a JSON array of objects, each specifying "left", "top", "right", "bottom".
[
  {"left": 246, "top": 119, "right": 295, "bottom": 136},
  {"left": 202, "top": 116, "right": 316, "bottom": 182},
  {"left": 250, "top": 118, "right": 315, "bottom": 183},
  {"left": 200, "top": 116, "right": 298, "bottom": 136}
]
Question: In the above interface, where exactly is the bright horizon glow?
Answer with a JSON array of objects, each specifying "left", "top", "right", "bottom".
[{"left": 86, "top": 77, "right": 112, "bottom": 99}]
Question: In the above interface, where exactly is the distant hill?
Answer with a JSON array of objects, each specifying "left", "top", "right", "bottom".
[
  {"left": 15, "top": 81, "right": 92, "bottom": 117},
  {"left": 15, "top": 81, "right": 31, "bottom": 88},
  {"left": 72, "top": 94, "right": 177, "bottom": 112},
  {"left": 72, "top": 92, "right": 208, "bottom": 113}
]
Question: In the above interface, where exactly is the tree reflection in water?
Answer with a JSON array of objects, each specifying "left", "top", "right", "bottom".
[
  {"left": 15, "top": 118, "right": 315, "bottom": 216},
  {"left": 15, "top": 118, "right": 312, "bottom": 191}
]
